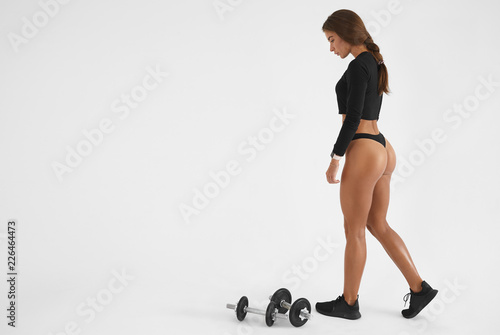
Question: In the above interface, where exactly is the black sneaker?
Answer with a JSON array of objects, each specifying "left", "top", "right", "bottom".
[
  {"left": 402, "top": 280, "right": 438, "bottom": 318},
  {"left": 315, "top": 294, "right": 361, "bottom": 320}
]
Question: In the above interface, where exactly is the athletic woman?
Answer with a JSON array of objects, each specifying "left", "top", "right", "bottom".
[{"left": 315, "top": 9, "right": 438, "bottom": 320}]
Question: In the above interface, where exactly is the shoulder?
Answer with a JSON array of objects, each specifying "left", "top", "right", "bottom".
[
  {"left": 347, "top": 55, "right": 370, "bottom": 72},
  {"left": 346, "top": 56, "right": 369, "bottom": 80}
]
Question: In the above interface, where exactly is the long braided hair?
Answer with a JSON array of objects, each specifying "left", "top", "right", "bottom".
[{"left": 322, "top": 9, "right": 390, "bottom": 96}]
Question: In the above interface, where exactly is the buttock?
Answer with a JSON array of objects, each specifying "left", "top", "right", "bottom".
[{"left": 346, "top": 132, "right": 395, "bottom": 175}]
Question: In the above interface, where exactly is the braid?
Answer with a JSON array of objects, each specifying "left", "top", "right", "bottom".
[
  {"left": 363, "top": 35, "right": 389, "bottom": 95},
  {"left": 364, "top": 36, "right": 382, "bottom": 62}
]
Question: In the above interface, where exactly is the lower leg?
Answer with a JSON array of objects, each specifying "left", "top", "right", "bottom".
[
  {"left": 370, "top": 223, "right": 423, "bottom": 292},
  {"left": 343, "top": 234, "right": 367, "bottom": 305},
  {"left": 338, "top": 140, "right": 387, "bottom": 307}
]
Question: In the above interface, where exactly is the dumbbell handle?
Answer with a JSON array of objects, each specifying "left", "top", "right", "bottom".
[
  {"left": 226, "top": 304, "right": 287, "bottom": 320},
  {"left": 268, "top": 297, "right": 312, "bottom": 320}
]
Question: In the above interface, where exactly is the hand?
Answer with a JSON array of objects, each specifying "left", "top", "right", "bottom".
[{"left": 326, "top": 159, "right": 340, "bottom": 184}]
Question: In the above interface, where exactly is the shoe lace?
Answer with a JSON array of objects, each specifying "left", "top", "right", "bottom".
[{"left": 403, "top": 292, "right": 411, "bottom": 307}]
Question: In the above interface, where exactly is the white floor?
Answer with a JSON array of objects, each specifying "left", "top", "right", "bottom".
[{"left": 2, "top": 218, "right": 496, "bottom": 335}]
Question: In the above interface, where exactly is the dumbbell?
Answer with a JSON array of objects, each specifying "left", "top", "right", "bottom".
[
  {"left": 226, "top": 296, "right": 287, "bottom": 327},
  {"left": 269, "top": 288, "right": 312, "bottom": 327}
]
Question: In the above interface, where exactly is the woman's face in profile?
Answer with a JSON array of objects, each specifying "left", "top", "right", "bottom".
[{"left": 324, "top": 30, "right": 348, "bottom": 59}]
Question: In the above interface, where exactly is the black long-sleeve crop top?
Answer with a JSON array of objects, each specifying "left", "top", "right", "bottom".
[{"left": 330, "top": 51, "right": 383, "bottom": 157}]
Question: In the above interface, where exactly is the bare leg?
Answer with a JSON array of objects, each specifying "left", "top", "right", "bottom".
[
  {"left": 366, "top": 139, "right": 423, "bottom": 293},
  {"left": 340, "top": 139, "right": 387, "bottom": 305}
]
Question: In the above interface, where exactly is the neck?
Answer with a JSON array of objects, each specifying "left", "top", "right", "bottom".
[{"left": 352, "top": 46, "right": 369, "bottom": 58}]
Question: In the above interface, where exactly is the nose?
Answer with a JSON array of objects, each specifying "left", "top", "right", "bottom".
[{"left": 330, "top": 45, "right": 335, "bottom": 52}]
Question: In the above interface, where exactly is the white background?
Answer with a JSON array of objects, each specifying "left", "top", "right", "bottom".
[{"left": 1, "top": 0, "right": 499, "bottom": 334}]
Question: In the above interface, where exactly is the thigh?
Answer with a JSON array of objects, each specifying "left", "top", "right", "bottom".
[
  {"left": 367, "top": 174, "right": 391, "bottom": 225},
  {"left": 340, "top": 139, "right": 388, "bottom": 226},
  {"left": 367, "top": 137, "right": 396, "bottom": 225}
]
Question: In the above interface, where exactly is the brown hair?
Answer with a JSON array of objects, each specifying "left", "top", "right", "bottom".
[{"left": 322, "top": 9, "right": 390, "bottom": 96}]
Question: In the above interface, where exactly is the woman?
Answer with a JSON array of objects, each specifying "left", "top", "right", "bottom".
[{"left": 315, "top": 9, "right": 438, "bottom": 320}]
